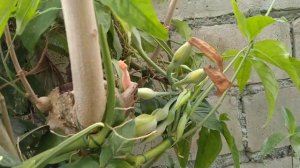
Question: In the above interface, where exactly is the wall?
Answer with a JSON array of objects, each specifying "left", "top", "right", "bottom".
[{"left": 153, "top": 0, "right": 300, "bottom": 167}]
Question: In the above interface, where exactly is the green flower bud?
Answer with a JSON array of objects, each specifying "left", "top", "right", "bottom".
[
  {"left": 174, "top": 69, "right": 207, "bottom": 86},
  {"left": 137, "top": 88, "right": 156, "bottom": 100},
  {"left": 135, "top": 114, "right": 157, "bottom": 136},
  {"left": 175, "top": 89, "right": 191, "bottom": 110},
  {"left": 144, "top": 122, "right": 167, "bottom": 143},
  {"left": 176, "top": 113, "right": 188, "bottom": 140},
  {"left": 168, "top": 42, "right": 192, "bottom": 71}
]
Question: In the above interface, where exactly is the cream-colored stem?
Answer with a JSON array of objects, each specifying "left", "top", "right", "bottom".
[{"left": 61, "top": 0, "right": 106, "bottom": 127}]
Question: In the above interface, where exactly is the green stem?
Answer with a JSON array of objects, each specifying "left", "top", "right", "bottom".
[
  {"left": 189, "top": 46, "right": 248, "bottom": 115},
  {"left": 19, "top": 123, "right": 104, "bottom": 168},
  {"left": 99, "top": 25, "right": 116, "bottom": 125},
  {"left": 134, "top": 49, "right": 167, "bottom": 76},
  {"left": 181, "top": 44, "right": 253, "bottom": 140},
  {"left": 132, "top": 138, "right": 174, "bottom": 166},
  {"left": 265, "top": 0, "right": 276, "bottom": 16}
]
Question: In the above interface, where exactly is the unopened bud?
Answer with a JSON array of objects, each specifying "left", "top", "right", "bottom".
[
  {"left": 168, "top": 42, "right": 192, "bottom": 71},
  {"left": 175, "top": 69, "right": 207, "bottom": 86},
  {"left": 135, "top": 114, "right": 157, "bottom": 136},
  {"left": 137, "top": 88, "right": 156, "bottom": 100}
]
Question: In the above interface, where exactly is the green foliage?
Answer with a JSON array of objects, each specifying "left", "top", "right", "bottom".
[
  {"left": 252, "top": 59, "right": 279, "bottom": 126},
  {"left": 0, "top": 0, "right": 18, "bottom": 36},
  {"left": 174, "top": 125, "right": 194, "bottom": 168},
  {"left": 253, "top": 40, "right": 300, "bottom": 89},
  {"left": 21, "top": 0, "right": 61, "bottom": 51},
  {"left": 231, "top": 0, "right": 275, "bottom": 41},
  {"left": 172, "top": 19, "right": 192, "bottom": 40},
  {"left": 16, "top": 0, "right": 40, "bottom": 35},
  {"left": 261, "top": 108, "right": 300, "bottom": 158},
  {"left": 62, "top": 156, "right": 99, "bottom": 168},
  {"left": 234, "top": 56, "right": 252, "bottom": 92},
  {"left": 220, "top": 115, "right": 240, "bottom": 168},
  {"left": 195, "top": 127, "right": 222, "bottom": 168},
  {"left": 99, "top": 121, "right": 135, "bottom": 167},
  {"left": 283, "top": 108, "right": 296, "bottom": 134},
  {"left": 99, "top": 0, "right": 168, "bottom": 40},
  {"left": 261, "top": 132, "right": 288, "bottom": 157}
]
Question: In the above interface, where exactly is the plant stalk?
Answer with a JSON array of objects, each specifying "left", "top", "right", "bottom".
[
  {"left": 151, "top": 0, "right": 178, "bottom": 60},
  {"left": 99, "top": 25, "right": 116, "bottom": 125},
  {"left": 181, "top": 44, "right": 253, "bottom": 139},
  {"left": 4, "top": 26, "right": 39, "bottom": 104},
  {"left": 61, "top": 0, "right": 106, "bottom": 127}
]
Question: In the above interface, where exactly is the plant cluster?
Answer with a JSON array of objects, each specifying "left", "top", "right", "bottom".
[{"left": 0, "top": 0, "right": 299, "bottom": 168}]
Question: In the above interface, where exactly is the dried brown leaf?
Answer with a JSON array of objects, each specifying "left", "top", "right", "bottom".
[
  {"left": 204, "top": 66, "right": 231, "bottom": 96},
  {"left": 189, "top": 37, "right": 223, "bottom": 71}
]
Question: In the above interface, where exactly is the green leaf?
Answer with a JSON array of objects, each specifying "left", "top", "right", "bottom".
[
  {"left": 21, "top": 0, "right": 61, "bottom": 51},
  {"left": 222, "top": 49, "right": 239, "bottom": 60},
  {"left": 234, "top": 56, "right": 252, "bottom": 93},
  {"left": 191, "top": 101, "right": 222, "bottom": 131},
  {"left": 252, "top": 59, "right": 279, "bottom": 126},
  {"left": 99, "top": 146, "right": 113, "bottom": 168},
  {"left": 100, "top": 0, "right": 168, "bottom": 40},
  {"left": 290, "top": 133, "right": 300, "bottom": 157},
  {"left": 296, "top": 126, "right": 300, "bottom": 133},
  {"left": 195, "top": 127, "right": 222, "bottom": 168},
  {"left": 245, "top": 16, "right": 275, "bottom": 41},
  {"left": 172, "top": 19, "right": 192, "bottom": 40},
  {"left": 109, "top": 24, "right": 123, "bottom": 59},
  {"left": 231, "top": 0, "right": 247, "bottom": 38},
  {"left": 253, "top": 40, "right": 300, "bottom": 90},
  {"left": 282, "top": 108, "right": 296, "bottom": 134},
  {"left": 0, "top": 0, "right": 18, "bottom": 37},
  {"left": 99, "top": 121, "right": 135, "bottom": 167},
  {"left": 174, "top": 124, "right": 194, "bottom": 168},
  {"left": 0, "top": 146, "right": 20, "bottom": 167},
  {"left": 260, "top": 132, "right": 288, "bottom": 157},
  {"left": 289, "top": 57, "right": 300, "bottom": 77},
  {"left": 62, "top": 156, "right": 99, "bottom": 168},
  {"left": 16, "top": 0, "right": 40, "bottom": 35},
  {"left": 220, "top": 122, "right": 240, "bottom": 168},
  {"left": 106, "top": 159, "right": 133, "bottom": 168},
  {"left": 95, "top": 1, "right": 111, "bottom": 33}
]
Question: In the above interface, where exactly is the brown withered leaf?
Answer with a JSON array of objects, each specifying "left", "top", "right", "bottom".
[
  {"left": 189, "top": 37, "right": 223, "bottom": 71},
  {"left": 204, "top": 66, "right": 231, "bottom": 96}
]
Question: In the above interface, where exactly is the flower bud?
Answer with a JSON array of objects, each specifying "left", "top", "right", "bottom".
[
  {"left": 175, "top": 68, "right": 207, "bottom": 86},
  {"left": 176, "top": 113, "right": 188, "bottom": 140},
  {"left": 135, "top": 114, "right": 157, "bottom": 136},
  {"left": 175, "top": 90, "right": 191, "bottom": 110},
  {"left": 168, "top": 42, "right": 192, "bottom": 71},
  {"left": 137, "top": 88, "right": 156, "bottom": 100}
]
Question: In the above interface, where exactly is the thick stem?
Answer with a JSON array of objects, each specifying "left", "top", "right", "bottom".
[
  {"left": 99, "top": 25, "right": 115, "bottom": 125},
  {"left": 151, "top": 0, "right": 178, "bottom": 60},
  {"left": 129, "top": 138, "right": 174, "bottom": 166},
  {"left": 61, "top": 0, "right": 106, "bottom": 127}
]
